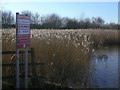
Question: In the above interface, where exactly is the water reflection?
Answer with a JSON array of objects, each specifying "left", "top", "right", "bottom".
[{"left": 90, "top": 46, "right": 119, "bottom": 88}]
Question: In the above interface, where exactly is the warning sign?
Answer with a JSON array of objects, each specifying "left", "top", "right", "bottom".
[{"left": 16, "top": 14, "right": 30, "bottom": 48}]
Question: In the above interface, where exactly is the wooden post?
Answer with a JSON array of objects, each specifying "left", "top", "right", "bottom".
[{"left": 31, "top": 48, "right": 36, "bottom": 87}]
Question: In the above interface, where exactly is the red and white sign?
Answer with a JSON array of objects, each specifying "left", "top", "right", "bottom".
[{"left": 16, "top": 14, "right": 30, "bottom": 48}]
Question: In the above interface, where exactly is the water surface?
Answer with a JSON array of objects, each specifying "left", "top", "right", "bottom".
[{"left": 90, "top": 46, "right": 119, "bottom": 88}]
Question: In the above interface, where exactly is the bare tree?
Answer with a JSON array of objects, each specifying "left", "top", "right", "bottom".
[
  {"left": 2, "top": 10, "right": 119, "bottom": 30},
  {"left": 61, "top": 17, "right": 69, "bottom": 28},
  {"left": 41, "top": 14, "right": 62, "bottom": 29},
  {"left": 65, "top": 18, "right": 79, "bottom": 29},
  {"left": 79, "top": 18, "right": 91, "bottom": 29},
  {"left": 92, "top": 17, "right": 104, "bottom": 28},
  {"left": 2, "top": 10, "right": 15, "bottom": 28},
  {"left": 32, "top": 12, "right": 40, "bottom": 25}
]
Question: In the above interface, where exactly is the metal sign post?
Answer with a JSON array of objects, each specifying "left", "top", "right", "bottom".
[
  {"left": 16, "top": 49, "right": 20, "bottom": 88},
  {"left": 24, "top": 43, "right": 28, "bottom": 88},
  {"left": 16, "top": 13, "right": 30, "bottom": 88},
  {"left": 16, "top": 13, "right": 20, "bottom": 88}
]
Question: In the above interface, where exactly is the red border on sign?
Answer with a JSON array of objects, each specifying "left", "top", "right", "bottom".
[{"left": 16, "top": 14, "right": 30, "bottom": 49}]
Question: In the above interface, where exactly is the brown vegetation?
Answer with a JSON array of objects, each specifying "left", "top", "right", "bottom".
[{"left": 2, "top": 29, "right": 119, "bottom": 88}]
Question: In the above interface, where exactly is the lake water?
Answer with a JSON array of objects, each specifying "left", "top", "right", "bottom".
[{"left": 89, "top": 46, "right": 119, "bottom": 88}]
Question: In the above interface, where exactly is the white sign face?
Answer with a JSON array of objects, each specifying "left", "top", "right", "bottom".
[
  {"left": 18, "top": 19, "right": 30, "bottom": 24},
  {"left": 17, "top": 30, "right": 30, "bottom": 34},
  {"left": 16, "top": 14, "right": 30, "bottom": 48},
  {"left": 18, "top": 24, "right": 30, "bottom": 30}
]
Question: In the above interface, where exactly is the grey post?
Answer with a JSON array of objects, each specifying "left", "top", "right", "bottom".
[
  {"left": 16, "top": 12, "right": 20, "bottom": 88},
  {"left": 24, "top": 43, "right": 28, "bottom": 88},
  {"left": 24, "top": 14, "right": 29, "bottom": 88}
]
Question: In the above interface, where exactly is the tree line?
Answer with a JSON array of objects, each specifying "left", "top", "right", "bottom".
[{"left": 2, "top": 10, "right": 120, "bottom": 30}]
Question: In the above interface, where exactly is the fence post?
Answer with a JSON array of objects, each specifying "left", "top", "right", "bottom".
[{"left": 31, "top": 48, "right": 36, "bottom": 87}]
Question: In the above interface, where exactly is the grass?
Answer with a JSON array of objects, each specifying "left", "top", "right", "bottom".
[
  {"left": 2, "top": 29, "right": 119, "bottom": 88},
  {"left": 90, "top": 29, "right": 119, "bottom": 46}
]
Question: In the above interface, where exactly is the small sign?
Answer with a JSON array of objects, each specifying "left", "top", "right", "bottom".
[{"left": 16, "top": 14, "right": 30, "bottom": 48}]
